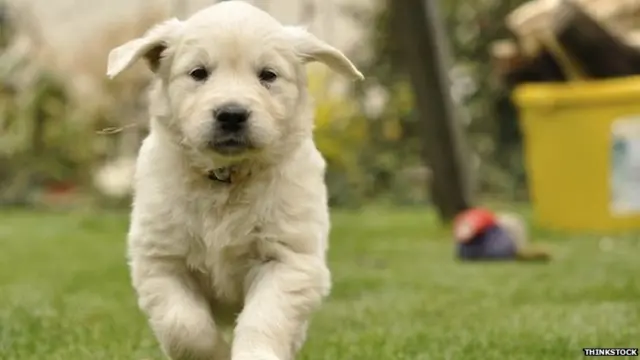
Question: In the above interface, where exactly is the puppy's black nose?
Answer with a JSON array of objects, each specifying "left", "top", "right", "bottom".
[{"left": 214, "top": 103, "right": 250, "bottom": 132}]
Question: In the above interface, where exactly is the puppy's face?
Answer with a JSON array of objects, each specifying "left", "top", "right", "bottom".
[
  {"left": 166, "top": 18, "right": 301, "bottom": 159},
  {"left": 107, "top": 1, "right": 362, "bottom": 163}
]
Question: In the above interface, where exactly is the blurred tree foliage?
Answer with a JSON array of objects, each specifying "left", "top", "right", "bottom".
[
  {"left": 0, "top": 6, "right": 163, "bottom": 206},
  {"left": 311, "top": 68, "right": 426, "bottom": 207},
  {"left": 0, "top": 0, "right": 532, "bottom": 208},
  {"left": 318, "top": 0, "right": 531, "bottom": 206},
  {"left": 0, "top": 3, "right": 83, "bottom": 206}
]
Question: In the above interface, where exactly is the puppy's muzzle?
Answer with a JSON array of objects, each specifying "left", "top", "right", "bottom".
[{"left": 210, "top": 103, "right": 253, "bottom": 155}]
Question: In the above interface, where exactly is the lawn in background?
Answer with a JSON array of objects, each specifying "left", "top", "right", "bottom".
[{"left": 0, "top": 208, "right": 638, "bottom": 360}]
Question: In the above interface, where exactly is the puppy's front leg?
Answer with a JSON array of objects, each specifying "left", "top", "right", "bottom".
[
  {"left": 131, "top": 255, "right": 230, "bottom": 360},
  {"left": 231, "top": 252, "right": 330, "bottom": 360}
]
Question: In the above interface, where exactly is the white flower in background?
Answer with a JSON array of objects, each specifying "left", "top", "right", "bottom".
[
  {"left": 449, "top": 65, "right": 476, "bottom": 106},
  {"left": 93, "top": 157, "right": 136, "bottom": 198},
  {"left": 362, "top": 83, "right": 388, "bottom": 119},
  {"left": 449, "top": 65, "right": 476, "bottom": 128}
]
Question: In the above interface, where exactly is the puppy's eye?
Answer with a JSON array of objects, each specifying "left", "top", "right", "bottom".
[
  {"left": 189, "top": 67, "right": 209, "bottom": 81},
  {"left": 258, "top": 69, "right": 277, "bottom": 84}
]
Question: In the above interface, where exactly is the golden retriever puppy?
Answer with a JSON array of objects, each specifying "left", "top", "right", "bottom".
[{"left": 106, "top": 1, "right": 362, "bottom": 360}]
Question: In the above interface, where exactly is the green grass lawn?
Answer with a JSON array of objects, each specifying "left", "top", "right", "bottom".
[{"left": 0, "top": 208, "right": 639, "bottom": 360}]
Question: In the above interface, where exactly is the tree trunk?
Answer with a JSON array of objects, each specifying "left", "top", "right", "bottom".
[{"left": 389, "top": 0, "right": 473, "bottom": 222}]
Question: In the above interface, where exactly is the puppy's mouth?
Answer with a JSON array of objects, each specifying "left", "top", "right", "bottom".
[{"left": 209, "top": 135, "right": 253, "bottom": 156}]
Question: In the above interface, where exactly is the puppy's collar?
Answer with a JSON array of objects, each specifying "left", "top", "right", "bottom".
[{"left": 207, "top": 167, "right": 233, "bottom": 184}]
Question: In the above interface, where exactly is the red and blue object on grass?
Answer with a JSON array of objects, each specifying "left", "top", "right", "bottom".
[{"left": 453, "top": 208, "right": 518, "bottom": 260}]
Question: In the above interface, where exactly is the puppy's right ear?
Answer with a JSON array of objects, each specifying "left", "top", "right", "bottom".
[{"left": 106, "top": 18, "right": 183, "bottom": 79}]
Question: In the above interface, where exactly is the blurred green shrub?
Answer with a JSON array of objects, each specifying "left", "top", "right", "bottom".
[
  {"left": 310, "top": 69, "right": 429, "bottom": 207},
  {"left": 0, "top": 6, "right": 163, "bottom": 207},
  {"left": 339, "top": 0, "right": 531, "bottom": 205}
]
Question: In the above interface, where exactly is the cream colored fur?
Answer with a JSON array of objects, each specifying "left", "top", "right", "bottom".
[{"left": 106, "top": 2, "right": 362, "bottom": 360}]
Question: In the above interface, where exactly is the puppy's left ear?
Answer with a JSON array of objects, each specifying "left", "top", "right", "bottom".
[{"left": 285, "top": 26, "right": 364, "bottom": 81}]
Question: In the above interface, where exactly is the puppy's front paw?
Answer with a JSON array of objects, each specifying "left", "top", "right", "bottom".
[{"left": 151, "top": 306, "right": 227, "bottom": 360}]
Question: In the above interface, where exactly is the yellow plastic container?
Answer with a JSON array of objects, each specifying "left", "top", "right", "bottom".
[{"left": 513, "top": 76, "right": 640, "bottom": 232}]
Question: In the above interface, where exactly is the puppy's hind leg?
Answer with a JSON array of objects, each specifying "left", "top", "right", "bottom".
[{"left": 131, "top": 255, "right": 231, "bottom": 360}]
